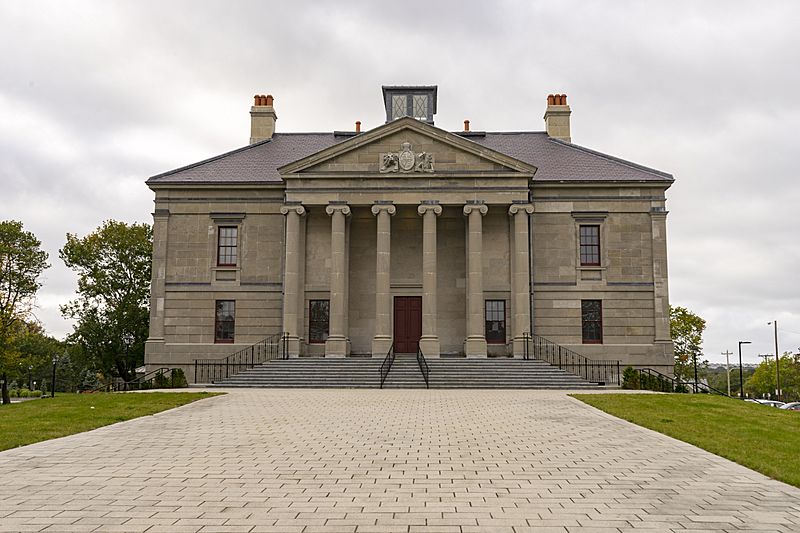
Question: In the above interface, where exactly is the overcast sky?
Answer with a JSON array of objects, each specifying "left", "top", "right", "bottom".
[{"left": 2, "top": 0, "right": 799, "bottom": 364}]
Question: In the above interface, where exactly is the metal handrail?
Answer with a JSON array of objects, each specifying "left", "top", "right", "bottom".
[
  {"left": 194, "top": 332, "right": 287, "bottom": 384},
  {"left": 635, "top": 367, "right": 730, "bottom": 397},
  {"left": 416, "top": 345, "right": 430, "bottom": 389},
  {"left": 379, "top": 343, "right": 395, "bottom": 389},
  {"left": 523, "top": 332, "right": 621, "bottom": 385},
  {"left": 118, "top": 367, "right": 170, "bottom": 391}
]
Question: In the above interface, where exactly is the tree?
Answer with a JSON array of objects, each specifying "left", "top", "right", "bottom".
[
  {"left": 0, "top": 221, "right": 50, "bottom": 404},
  {"left": 670, "top": 305, "right": 707, "bottom": 382},
  {"left": 746, "top": 352, "right": 800, "bottom": 401},
  {"left": 60, "top": 220, "right": 152, "bottom": 382}
]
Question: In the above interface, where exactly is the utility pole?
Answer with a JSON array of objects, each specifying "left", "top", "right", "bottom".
[
  {"left": 769, "top": 321, "right": 781, "bottom": 401},
  {"left": 758, "top": 353, "right": 771, "bottom": 363},
  {"left": 722, "top": 350, "right": 733, "bottom": 397}
]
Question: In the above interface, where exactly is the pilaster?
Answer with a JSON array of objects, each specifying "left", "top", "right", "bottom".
[{"left": 509, "top": 203, "right": 534, "bottom": 357}]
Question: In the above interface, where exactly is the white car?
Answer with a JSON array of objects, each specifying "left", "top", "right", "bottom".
[
  {"left": 779, "top": 402, "right": 800, "bottom": 411},
  {"left": 755, "top": 399, "right": 786, "bottom": 408}
]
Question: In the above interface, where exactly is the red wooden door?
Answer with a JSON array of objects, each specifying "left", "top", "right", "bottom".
[{"left": 393, "top": 296, "right": 422, "bottom": 353}]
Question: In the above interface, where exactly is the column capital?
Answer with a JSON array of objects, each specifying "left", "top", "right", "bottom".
[
  {"left": 463, "top": 203, "right": 488, "bottom": 216},
  {"left": 371, "top": 203, "right": 397, "bottom": 216},
  {"left": 508, "top": 203, "right": 534, "bottom": 216},
  {"left": 280, "top": 204, "right": 306, "bottom": 216},
  {"left": 417, "top": 203, "right": 442, "bottom": 216},
  {"left": 325, "top": 203, "right": 351, "bottom": 216}
]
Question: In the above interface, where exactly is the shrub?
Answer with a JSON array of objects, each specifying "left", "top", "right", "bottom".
[
  {"left": 152, "top": 372, "right": 170, "bottom": 389},
  {"left": 622, "top": 366, "right": 640, "bottom": 389},
  {"left": 170, "top": 368, "right": 188, "bottom": 388},
  {"left": 19, "top": 388, "right": 30, "bottom": 398},
  {"left": 31, "top": 390, "right": 43, "bottom": 397},
  {"left": 10, "top": 389, "right": 19, "bottom": 398}
]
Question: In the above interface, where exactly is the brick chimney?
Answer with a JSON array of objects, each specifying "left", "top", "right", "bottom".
[
  {"left": 543, "top": 94, "right": 571, "bottom": 143},
  {"left": 250, "top": 94, "right": 277, "bottom": 143}
]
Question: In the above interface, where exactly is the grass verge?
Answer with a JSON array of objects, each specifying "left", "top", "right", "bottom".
[
  {"left": 573, "top": 393, "right": 800, "bottom": 488},
  {"left": 0, "top": 392, "right": 221, "bottom": 451}
]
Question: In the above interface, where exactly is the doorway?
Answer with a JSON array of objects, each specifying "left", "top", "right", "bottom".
[{"left": 393, "top": 296, "right": 422, "bottom": 353}]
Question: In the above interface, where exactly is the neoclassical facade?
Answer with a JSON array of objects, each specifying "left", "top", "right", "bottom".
[{"left": 144, "top": 86, "right": 675, "bottom": 377}]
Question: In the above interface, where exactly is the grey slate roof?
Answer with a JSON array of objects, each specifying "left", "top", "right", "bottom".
[{"left": 146, "top": 131, "right": 673, "bottom": 185}]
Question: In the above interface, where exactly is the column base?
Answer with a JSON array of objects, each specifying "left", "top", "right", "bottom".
[
  {"left": 511, "top": 336, "right": 527, "bottom": 359},
  {"left": 286, "top": 336, "right": 301, "bottom": 359},
  {"left": 371, "top": 336, "right": 393, "bottom": 358},
  {"left": 419, "top": 336, "right": 440, "bottom": 358},
  {"left": 325, "top": 336, "right": 350, "bottom": 358},
  {"left": 465, "top": 336, "right": 487, "bottom": 358}
]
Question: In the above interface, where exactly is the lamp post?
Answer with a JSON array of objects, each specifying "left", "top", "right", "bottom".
[
  {"left": 768, "top": 321, "right": 781, "bottom": 401},
  {"left": 121, "top": 333, "right": 134, "bottom": 389},
  {"left": 51, "top": 353, "right": 59, "bottom": 398},
  {"left": 738, "top": 340, "right": 751, "bottom": 399},
  {"left": 28, "top": 365, "right": 33, "bottom": 390}
]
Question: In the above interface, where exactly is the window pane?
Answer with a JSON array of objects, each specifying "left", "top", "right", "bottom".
[
  {"left": 217, "top": 226, "right": 238, "bottom": 266},
  {"left": 412, "top": 95, "right": 427, "bottom": 119},
  {"left": 215, "top": 300, "right": 235, "bottom": 343},
  {"left": 485, "top": 300, "right": 506, "bottom": 344},
  {"left": 309, "top": 300, "right": 330, "bottom": 343},
  {"left": 579, "top": 225, "right": 600, "bottom": 266},
  {"left": 581, "top": 300, "right": 602, "bottom": 344},
  {"left": 392, "top": 95, "right": 406, "bottom": 119}
]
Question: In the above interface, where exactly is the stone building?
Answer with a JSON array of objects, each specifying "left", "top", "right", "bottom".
[{"left": 144, "top": 86, "right": 674, "bottom": 378}]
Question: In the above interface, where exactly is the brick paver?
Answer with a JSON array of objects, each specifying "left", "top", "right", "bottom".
[{"left": 2, "top": 389, "right": 800, "bottom": 532}]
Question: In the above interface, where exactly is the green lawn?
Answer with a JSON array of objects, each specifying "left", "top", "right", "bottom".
[
  {"left": 574, "top": 393, "right": 800, "bottom": 488},
  {"left": 0, "top": 392, "right": 221, "bottom": 451}
]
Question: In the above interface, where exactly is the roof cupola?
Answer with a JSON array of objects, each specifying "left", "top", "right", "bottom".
[{"left": 382, "top": 85, "right": 437, "bottom": 124}]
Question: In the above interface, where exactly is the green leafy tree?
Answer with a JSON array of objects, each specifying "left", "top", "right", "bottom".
[
  {"left": 746, "top": 352, "right": 800, "bottom": 401},
  {"left": 60, "top": 220, "right": 152, "bottom": 382},
  {"left": 670, "top": 305, "right": 707, "bottom": 382},
  {"left": 0, "top": 221, "right": 50, "bottom": 404}
]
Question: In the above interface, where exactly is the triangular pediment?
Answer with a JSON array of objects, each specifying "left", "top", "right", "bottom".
[{"left": 278, "top": 117, "right": 537, "bottom": 177}]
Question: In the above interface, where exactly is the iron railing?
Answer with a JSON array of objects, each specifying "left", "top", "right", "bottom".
[
  {"left": 632, "top": 367, "right": 729, "bottom": 397},
  {"left": 194, "top": 333, "right": 288, "bottom": 384},
  {"left": 117, "top": 367, "right": 169, "bottom": 391},
  {"left": 379, "top": 343, "right": 395, "bottom": 389},
  {"left": 416, "top": 345, "right": 430, "bottom": 389},
  {"left": 523, "top": 333, "right": 620, "bottom": 385}
]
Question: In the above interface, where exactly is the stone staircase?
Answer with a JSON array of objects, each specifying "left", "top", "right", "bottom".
[{"left": 207, "top": 354, "right": 604, "bottom": 389}]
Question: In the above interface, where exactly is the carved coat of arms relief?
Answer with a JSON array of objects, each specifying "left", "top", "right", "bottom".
[{"left": 379, "top": 142, "right": 434, "bottom": 173}]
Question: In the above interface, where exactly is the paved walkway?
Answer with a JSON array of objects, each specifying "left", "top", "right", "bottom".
[{"left": 2, "top": 390, "right": 800, "bottom": 532}]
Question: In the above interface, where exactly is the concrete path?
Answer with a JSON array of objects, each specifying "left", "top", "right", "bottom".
[{"left": 1, "top": 390, "right": 799, "bottom": 532}]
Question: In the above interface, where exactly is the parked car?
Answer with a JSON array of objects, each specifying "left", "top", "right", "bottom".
[
  {"left": 755, "top": 399, "right": 786, "bottom": 408},
  {"left": 779, "top": 402, "right": 800, "bottom": 411}
]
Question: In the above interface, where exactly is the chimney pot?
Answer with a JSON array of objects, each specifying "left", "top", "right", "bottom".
[
  {"left": 355, "top": 121, "right": 361, "bottom": 133},
  {"left": 543, "top": 93, "right": 571, "bottom": 143},
  {"left": 464, "top": 119, "right": 470, "bottom": 132},
  {"left": 265, "top": 94, "right": 273, "bottom": 106}
]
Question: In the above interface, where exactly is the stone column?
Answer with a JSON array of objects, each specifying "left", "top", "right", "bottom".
[
  {"left": 325, "top": 203, "right": 351, "bottom": 357},
  {"left": 464, "top": 202, "right": 488, "bottom": 358},
  {"left": 280, "top": 204, "right": 306, "bottom": 357},
  {"left": 509, "top": 203, "right": 534, "bottom": 357},
  {"left": 417, "top": 202, "right": 442, "bottom": 357},
  {"left": 371, "top": 202, "right": 396, "bottom": 357}
]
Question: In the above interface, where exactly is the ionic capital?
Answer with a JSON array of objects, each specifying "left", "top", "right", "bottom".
[
  {"left": 417, "top": 203, "right": 442, "bottom": 216},
  {"left": 508, "top": 203, "right": 534, "bottom": 216},
  {"left": 463, "top": 203, "right": 488, "bottom": 216},
  {"left": 280, "top": 204, "right": 306, "bottom": 216},
  {"left": 325, "top": 203, "right": 351, "bottom": 216},
  {"left": 371, "top": 204, "right": 397, "bottom": 216}
]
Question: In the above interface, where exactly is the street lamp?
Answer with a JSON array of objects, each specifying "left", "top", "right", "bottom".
[
  {"left": 738, "top": 340, "right": 752, "bottom": 399},
  {"left": 768, "top": 321, "right": 781, "bottom": 401},
  {"left": 121, "top": 333, "right": 135, "bottom": 390},
  {"left": 51, "top": 353, "right": 59, "bottom": 398}
]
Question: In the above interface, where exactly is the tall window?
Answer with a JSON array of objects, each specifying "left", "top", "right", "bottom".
[
  {"left": 309, "top": 300, "right": 330, "bottom": 344},
  {"left": 217, "top": 226, "right": 238, "bottom": 266},
  {"left": 215, "top": 300, "right": 235, "bottom": 343},
  {"left": 579, "top": 225, "right": 600, "bottom": 266},
  {"left": 485, "top": 300, "right": 506, "bottom": 344},
  {"left": 581, "top": 300, "right": 603, "bottom": 344}
]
